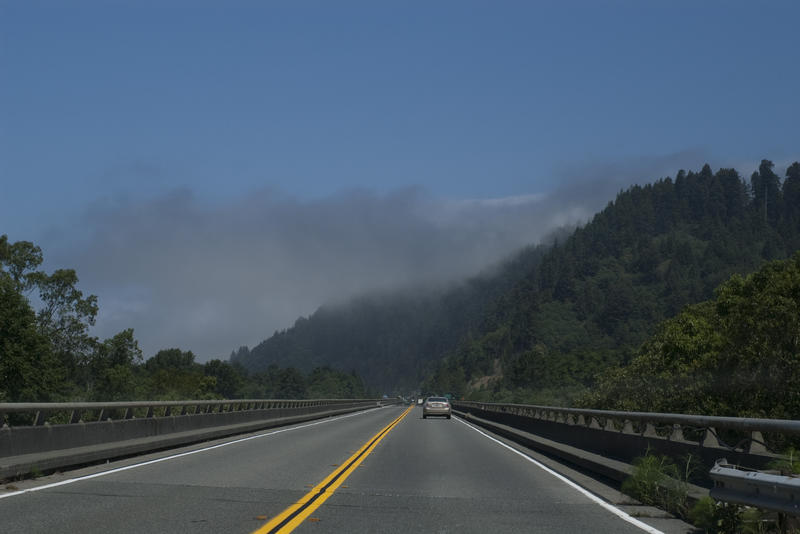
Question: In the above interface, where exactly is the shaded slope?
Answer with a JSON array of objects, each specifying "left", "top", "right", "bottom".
[{"left": 233, "top": 242, "right": 550, "bottom": 392}]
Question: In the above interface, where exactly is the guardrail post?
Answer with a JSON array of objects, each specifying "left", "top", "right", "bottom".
[
  {"left": 702, "top": 427, "right": 721, "bottom": 448},
  {"left": 622, "top": 420, "right": 636, "bottom": 434},
  {"left": 749, "top": 431, "right": 769, "bottom": 453},
  {"left": 33, "top": 411, "right": 45, "bottom": 426},
  {"left": 669, "top": 424, "right": 685, "bottom": 442},
  {"left": 643, "top": 422, "right": 659, "bottom": 438}
]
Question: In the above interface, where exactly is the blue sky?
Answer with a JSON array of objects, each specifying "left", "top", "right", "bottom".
[{"left": 1, "top": 1, "right": 799, "bottom": 359}]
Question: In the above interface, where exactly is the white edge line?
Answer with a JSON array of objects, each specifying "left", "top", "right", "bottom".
[
  {"left": 0, "top": 405, "right": 386, "bottom": 500},
  {"left": 455, "top": 417, "right": 665, "bottom": 534}
]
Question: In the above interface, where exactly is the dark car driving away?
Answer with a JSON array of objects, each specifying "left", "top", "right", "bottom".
[{"left": 422, "top": 397, "right": 451, "bottom": 419}]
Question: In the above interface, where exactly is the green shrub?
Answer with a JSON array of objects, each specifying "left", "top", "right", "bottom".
[
  {"left": 767, "top": 447, "right": 800, "bottom": 475},
  {"left": 621, "top": 452, "right": 695, "bottom": 519},
  {"left": 689, "top": 496, "right": 718, "bottom": 532}
]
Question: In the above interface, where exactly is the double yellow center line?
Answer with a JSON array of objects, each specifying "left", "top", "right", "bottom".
[{"left": 253, "top": 404, "right": 414, "bottom": 534}]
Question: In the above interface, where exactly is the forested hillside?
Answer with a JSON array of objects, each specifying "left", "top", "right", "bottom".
[
  {"left": 426, "top": 160, "right": 800, "bottom": 404},
  {"left": 237, "top": 160, "right": 800, "bottom": 402},
  {"left": 233, "top": 240, "right": 553, "bottom": 392},
  {"left": 583, "top": 252, "right": 800, "bottom": 419}
]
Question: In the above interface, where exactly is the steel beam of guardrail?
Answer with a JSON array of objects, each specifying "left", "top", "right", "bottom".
[{"left": 710, "top": 460, "right": 800, "bottom": 516}]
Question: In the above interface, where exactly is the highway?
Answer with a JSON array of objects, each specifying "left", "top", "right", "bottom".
[{"left": 0, "top": 404, "right": 666, "bottom": 533}]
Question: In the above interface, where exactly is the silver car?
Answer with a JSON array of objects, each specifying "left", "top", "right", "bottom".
[{"left": 422, "top": 397, "right": 451, "bottom": 419}]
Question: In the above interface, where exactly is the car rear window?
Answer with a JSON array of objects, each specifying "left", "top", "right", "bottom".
[{"left": 428, "top": 397, "right": 448, "bottom": 402}]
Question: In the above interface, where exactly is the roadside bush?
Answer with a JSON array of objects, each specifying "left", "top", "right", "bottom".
[
  {"left": 688, "top": 497, "right": 750, "bottom": 533},
  {"left": 621, "top": 452, "right": 696, "bottom": 519},
  {"left": 767, "top": 447, "right": 800, "bottom": 475}
]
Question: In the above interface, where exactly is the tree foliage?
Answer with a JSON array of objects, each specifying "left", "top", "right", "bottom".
[
  {"left": 0, "top": 274, "right": 58, "bottom": 402},
  {"left": 585, "top": 252, "right": 800, "bottom": 418}
]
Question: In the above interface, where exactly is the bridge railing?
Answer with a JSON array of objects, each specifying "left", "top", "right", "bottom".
[
  {"left": 453, "top": 401, "right": 800, "bottom": 516},
  {"left": 452, "top": 401, "right": 797, "bottom": 482},
  {"left": 0, "top": 399, "right": 384, "bottom": 427},
  {"left": 0, "top": 398, "right": 398, "bottom": 480},
  {"left": 454, "top": 401, "right": 800, "bottom": 453}
]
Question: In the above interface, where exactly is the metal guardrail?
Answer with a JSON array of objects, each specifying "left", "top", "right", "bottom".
[
  {"left": 0, "top": 399, "right": 389, "bottom": 427},
  {"left": 453, "top": 401, "right": 800, "bottom": 453},
  {"left": 710, "top": 460, "right": 800, "bottom": 516}
]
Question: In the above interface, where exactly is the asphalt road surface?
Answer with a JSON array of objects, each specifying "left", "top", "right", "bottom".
[{"left": 0, "top": 404, "right": 665, "bottom": 533}]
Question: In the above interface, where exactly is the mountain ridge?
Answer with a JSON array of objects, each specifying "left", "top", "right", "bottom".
[{"left": 234, "top": 160, "right": 800, "bottom": 402}]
